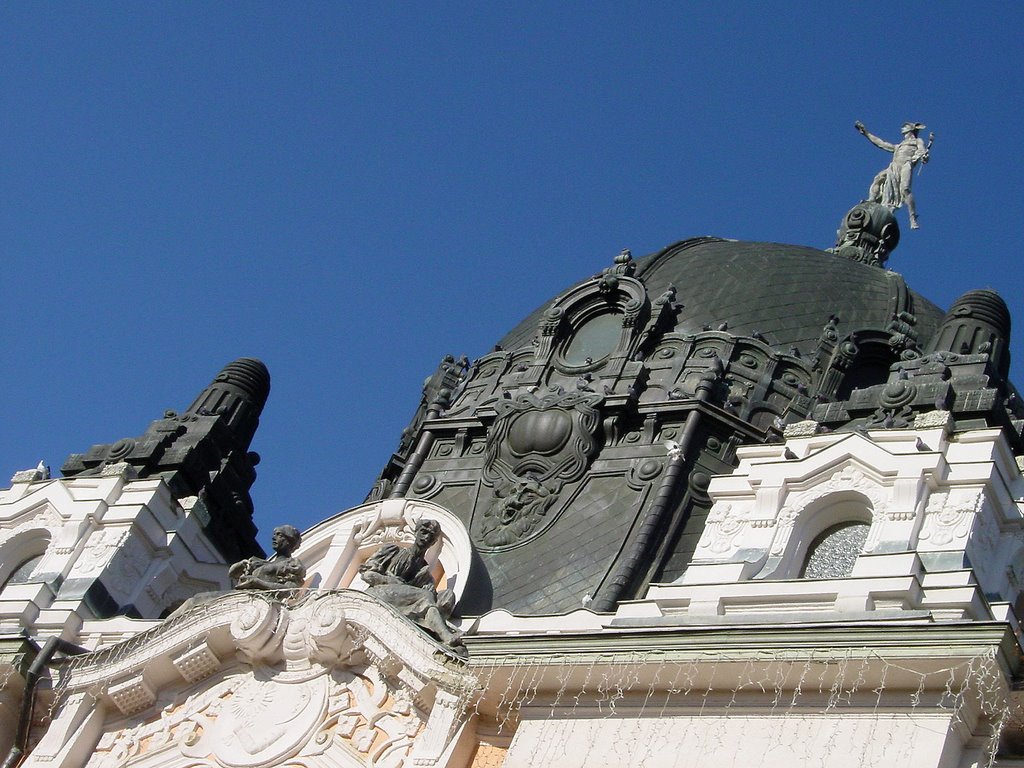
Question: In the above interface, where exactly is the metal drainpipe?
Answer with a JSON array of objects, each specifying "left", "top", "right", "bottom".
[
  {"left": 591, "top": 371, "right": 718, "bottom": 613},
  {"left": 2, "top": 635, "right": 88, "bottom": 768},
  {"left": 388, "top": 390, "right": 450, "bottom": 499}
]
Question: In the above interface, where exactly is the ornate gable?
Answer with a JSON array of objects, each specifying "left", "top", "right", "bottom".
[{"left": 29, "top": 591, "right": 478, "bottom": 768}]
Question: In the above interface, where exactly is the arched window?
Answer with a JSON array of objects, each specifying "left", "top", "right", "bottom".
[
  {"left": 0, "top": 552, "right": 45, "bottom": 591},
  {"left": 800, "top": 521, "right": 870, "bottom": 579},
  {"left": 835, "top": 337, "right": 897, "bottom": 401}
]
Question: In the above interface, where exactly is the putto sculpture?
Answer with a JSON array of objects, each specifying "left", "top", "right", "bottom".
[
  {"left": 359, "top": 519, "right": 466, "bottom": 654},
  {"left": 229, "top": 524, "right": 307, "bottom": 593}
]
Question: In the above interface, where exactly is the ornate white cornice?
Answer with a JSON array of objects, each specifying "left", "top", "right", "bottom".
[{"left": 37, "top": 590, "right": 478, "bottom": 768}]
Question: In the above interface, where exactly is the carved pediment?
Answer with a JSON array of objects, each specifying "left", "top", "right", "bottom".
[{"left": 33, "top": 591, "right": 478, "bottom": 768}]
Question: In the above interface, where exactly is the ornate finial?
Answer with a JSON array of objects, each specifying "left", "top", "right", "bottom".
[
  {"left": 925, "top": 289, "right": 1012, "bottom": 377},
  {"left": 184, "top": 357, "right": 270, "bottom": 445},
  {"left": 853, "top": 120, "right": 934, "bottom": 229},
  {"left": 596, "top": 249, "right": 637, "bottom": 293},
  {"left": 830, "top": 201, "right": 900, "bottom": 267}
]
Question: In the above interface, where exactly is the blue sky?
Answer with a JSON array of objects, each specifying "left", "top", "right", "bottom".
[{"left": 2, "top": 4, "right": 1021, "bottom": 543}]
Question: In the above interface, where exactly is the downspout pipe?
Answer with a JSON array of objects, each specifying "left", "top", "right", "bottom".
[
  {"left": 2, "top": 635, "right": 87, "bottom": 768},
  {"left": 389, "top": 389, "right": 451, "bottom": 499},
  {"left": 592, "top": 370, "right": 718, "bottom": 612}
]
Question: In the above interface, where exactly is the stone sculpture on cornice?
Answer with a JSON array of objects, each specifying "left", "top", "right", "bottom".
[
  {"left": 359, "top": 518, "right": 466, "bottom": 655},
  {"left": 229, "top": 523, "right": 306, "bottom": 594}
]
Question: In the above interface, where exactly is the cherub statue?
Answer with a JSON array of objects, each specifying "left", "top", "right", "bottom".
[
  {"left": 359, "top": 519, "right": 465, "bottom": 654},
  {"left": 229, "top": 524, "right": 306, "bottom": 592},
  {"left": 855, "top": 121, "right": 933, "bottom": 229}
]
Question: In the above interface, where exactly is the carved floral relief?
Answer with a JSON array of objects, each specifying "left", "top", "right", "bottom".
[{"left": 918, "top": 491, "right": 982, "bottom": 548}]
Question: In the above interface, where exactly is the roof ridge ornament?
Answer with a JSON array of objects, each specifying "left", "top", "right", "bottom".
[
  {"left": 596, "top": 248, "right": 636, "bottom": 293},
  {"left": 829, "top": 201, "right": 900, "bottom": 268}
]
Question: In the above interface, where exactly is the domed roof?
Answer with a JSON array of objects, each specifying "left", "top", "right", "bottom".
[
  {"left": 371, "top": 236, "right": 1019, "bottom": 617},
  {"left": 500, "top": 238, "right": 945, "bottom": 355}
]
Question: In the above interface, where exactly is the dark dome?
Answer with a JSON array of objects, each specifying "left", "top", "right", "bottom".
[
  {"left": 500, "top": 238, "right": 945, "bottom": 355},
  {"left": 371, "top": 236, "right": 1020, "bottom": 616}
]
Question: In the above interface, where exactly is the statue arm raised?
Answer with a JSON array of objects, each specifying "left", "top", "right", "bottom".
[{"left": 854, "top": 121, "right": 895, "bottom": 152}]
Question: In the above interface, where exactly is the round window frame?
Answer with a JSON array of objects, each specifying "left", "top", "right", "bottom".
[{"left": 554, "top": 308, "right": 625, "bottom": 374}]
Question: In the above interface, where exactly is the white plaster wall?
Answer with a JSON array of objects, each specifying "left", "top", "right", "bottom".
[
  {"left": 659, "top": 423, "right": 1024, "bottom": 628},
  {"left": 506, "top": 711, "right": 964, "bottom": 768}
]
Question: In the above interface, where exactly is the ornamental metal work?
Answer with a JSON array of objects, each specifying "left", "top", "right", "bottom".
[{"left": 474, "top": 388, "right": 602, "bottom": 550}]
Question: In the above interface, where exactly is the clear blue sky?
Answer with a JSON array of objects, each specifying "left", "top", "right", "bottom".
[{"left": 2, "top": 4, "right": 1021, "bottom": 543}]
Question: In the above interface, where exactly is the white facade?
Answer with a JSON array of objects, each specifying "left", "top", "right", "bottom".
[
  {"left": 4, "top": 415, "right": 1024, "bottom": 767},
  {"left": 0, "top": 463, "right": 233, "bottom": 755},
  {"left": 0, "top": 463, "right": 231, "bottom": 638}
]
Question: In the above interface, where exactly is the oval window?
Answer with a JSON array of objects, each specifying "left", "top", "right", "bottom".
[{"left": 562, "top": 313, "right": 622, "bottom": 367}]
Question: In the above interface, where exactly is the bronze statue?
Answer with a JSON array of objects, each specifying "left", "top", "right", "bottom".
[
  {"left": 230, "top": 524, "right": 306, "bottom": 592},
  {"left": 359, "top": 519, "right": 465, "bottom": 653},
  {"left": 855, "top": 121, "right": 933, "bottom": 229},
  {"left": 165, "top": 525, "right": 307, "bottom": 620}
]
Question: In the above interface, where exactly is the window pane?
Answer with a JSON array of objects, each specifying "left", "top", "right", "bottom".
[
  {"left": 801, "top": 522, "right": 869, "bottom": 579},
  {"left": 2, "top": 553, "right": 44, "bottom": 589},
  {"left": 562, "top": 313, "right": 622, "bottom": 366}
]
